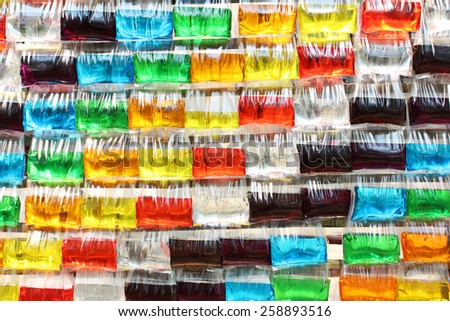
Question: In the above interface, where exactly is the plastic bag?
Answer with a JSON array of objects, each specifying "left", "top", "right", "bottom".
[
  {"left": 77, "top": 42, "right": 134, "bottom": 86},
  {"left": 297, "top": 35, "right": 355, "bottom": 78},
  {"left": 175, "top": 268, "right": 225, "bottom": 301},
  {"left": 351, "top": 130, "right": 405, "bottom": 171},
  {"left": 192, "top": 178, "right": 249, "bottom": 227},
  {"left": 128, "top": 90, "right": 184, "bottom": 129},
  {"left": 135, "top": 181, "right": 192, "bottom": 229},
  {"left": 408, "top": 75, "right": 450, "bottom": 125},
  {"left": 296, "top": 130, "right": 352, "bottom": 173},
  {"left": 61, "top": 0, "right": 117, "bottom": 40},
  {"left": 116, "top": 0, "right": 173, "bottom": 40},
  {"left": 116, "top": 230, "right": 171, "bottom": 270},
  {"left": 350, "top": 74, "right": 407, "bottom": 125},
  {"left": 0, "top": 90, "right": 24, "bottom": 131},
  {"left": 23, "top": 86, "right": 76, "bottom": 131},
  {"left": 242, "top": 36, "right": 299, "bottom": 81},
  {"left": 423, "top": 0, "right": 450, "bottom": 33},
  {"left": 27, "top": 131, "right": 84, "bottom": 186},
  {"left": 74, "top": 271, "right": 125, "bottom": 301},
  {"left": 76, "top": 88, "right": 129, "bottom": 131},
  {"left": 361, "top": 0, "right": 422, "bottom": 33},
  {"left": 84, "top": 130, "right": 138, "bottom": 186},
  {"left": 413, "top": 30, "right": 450, "bottom": 75},
  {"left": 221, "top": 228, "right": 271, "bottom": 266},
  {"left": 272, "top": 264, "right": 330, "bottom": 301},
  {"left": 0, "top": 131, "right": 24, "bottom": 187},
  {"left": 355, "top": 31, "right": 413, "bottom": 76},
  {"left": 125, "top": 269, "right": 175, "bottom": 301},
  {"left": 19, "top": 272, "right": 74, "bottom": 301},
  {"left": 19, "top": 43, "right": 77, "bottom": 86},
  {"left": 238, "top": 0, "right": 297, "bottom": 36},
  {"left": 0, "top": 43, "right": 20, "bottom": 86},
  {"left": 406, "top": 174, "right": 450, "bottom": 219},
  {"left": 297, "top": 0, "right": 358, "bottom": 34},
  {"left": 248, "top": 178, "right": 303, "bottom": 223},
  {"left": 2, "top": 231, "right": 62, "bottom": 271},
  {"left": 81, "top": 184, "right": 136, "bottom": 230},
  {"left": 225, "top": 267, "right": 274, "bottom": 301},
  {"left": 185, "top": 89, "right": 239, "bottom": 129},
  {"left": 173, "top": 0, "right": 231, "bottom": 38},
  {"left": 351, "top": 174, "right": 406, "bottom": 223},
  {"left": 0, "top": 187, "right": 21, "bottom": 227},
  {"left": 398, "top": 263, "right": 449, "bottom": 301},
  {"left": 5, "top": 0, "right": 61, "bottom": 41},
  {"left": 138, "top": 130, "right": 192, "bottom": 180},
  {"left": 239, "top": 87, "right": 294, "bottom": 127},
  {"left": 294, "top": 77, "right": 349, "bottom": 129},
  {"left": 339, "top": 264, "right": 398, "bottom": 301},
  {"left": 0, "top": 1, "right": 5, "bottom": 40},
  {"left": 25, "top": 186, "right": 82, "bottom": 230},
  {"left": 169, "top": 229, "right": 221, "bottom": 268},
  {"left": 0, "top": 272, "right": 19, "bottom": 301},
  {"left": 406, "top": 129, "right": 450, "bottom": 171},
  {"left": 343, "top": 223, "right": 400, "bottom": 265},
  {"left": 62, "top": 230, "right": 117, "bottom": 271}
]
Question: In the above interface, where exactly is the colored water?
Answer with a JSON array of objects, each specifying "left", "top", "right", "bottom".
[
  {"left": 273, "top": 277, "right": 330, "bottom": 301},
  {"left": 136, "top": 196, "right": 192, "bottom": 229},
  {"left": 134, "top": 53, "right": 190, "bottom": 83},
  {"left": 0, "top": 153, "right": 25, "bottom": 186},
  {"left": 62, "top": 238, "right": 117, "bottom": 270},
  {"left": 270, "top": 236, "right": 327, "bottom": 267},
  {"left": 124, "top": 282, "right": 175, "bottom": 301},
  {"left": 190, "top": 53, "right": 244, "bottom": 83},
  {"left": 192, "top": 148, "right": 246, "bottom": 178},
  {"left": 351, "top": 187, "right": 406, "bottom": 222},
  {"left": 406, "top": 144, "right": 450, "bottom": 171},
  {"left": 350, "top": 97, "right": 407, "bottom": 125},
  {"left": 397, "top": 281, "right": 449, "bottom": 301},
  {"left": 19, "top": 287, "right": 74, "bottom": 301},
  {"left": 361, "top": 1, "right": 421, "bottom": 32},
  {"left": 192, "top": 196, "right": 249, "bottom": 226},
  {"left": 0, "top": 14, "right": 5, "bottom": 40},
  {"left": 299, "top": 144, "right": 352, "bottom": 173},
  {"left": 61, "top": 10, "right": 116, "bottom": 41},
  {"left": 116, "top": 10, "right": 173, "bottom": 40},
  {"left": 239, "top": 95, "right": 295, "bottom": 126},
  {"left": 351, "top": 141, "right": 405, "bottom": 170},
  {"left": 116, "top": 238, "right": 171, "bottom": 270},
  {"left": 0, "top": 284, "right": 19, "bottom": 301},
  {"left": 221, "top": 238, "right": 271, "bottom": 266},
  {"left": 248, "top": 192, "right": 304, "bottom": 223},
  {"left": 401, "top": 232, "right": 449, "bottom": 263},
  {"left": 185, "top": 111, "right": 239, "bottom": 129},
  {"left": 176, "top": 281, "right": 225, "bottom": 301},
  {"left": 77, "top": 54, "right": 134, "bottom": 85},
  {"left": 23, "top": 100, "right": 76, "bottom": 131},
  {"left": 409, "top": 96, "right": 450, "bottom": 125},
  {"left": 20, "top": 55, "right": 77, "bottom": 86},
  {"left": 128, "top": 96, "right": 184, "bottom": 129},
  {"left": 169, "top": 239, "right": 221, "bottom": 268},
  {"left": 301, "top": 188, "right": 351, "bottom": 219},
  {"left": 0, "top": 196, "right": 20, "bottom": 227},
  {"left": 76, "top": 99, "right": 128, "bottom": 131},
  {"left": 342, "top": 233, "right": 400, "bottom": 265},
  {"left": 413, "top": 45, "right": 450, "bottom": 75},
  {"left": 226, "top": 282, "right": 274, "bottom": 301},
  {"left": 0, "top": 101, "right": 23, "bottom": 131},
  {"left": 173, "top": 6, "right": 231, "bottom": 37},
  {"left": 407, "top": 189, "right": 450, "bottom": 219},
  {"left": 81, "top": 197, "right": 137, "bottom": 230},
  {"left": 238, "top": 4, "right": 297, "bottom": 35},
  {"left": 339, "top": 275, "right": 398, "bottom": 301},
  {"left": 298, "top": 4, "right": 358, "bottom": 34},
  {"left": 138, "top": 148, "right": 192, "bottom": 180}
]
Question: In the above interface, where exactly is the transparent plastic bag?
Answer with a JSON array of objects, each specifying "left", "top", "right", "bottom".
[
  {"left": 401, "top": 221, "right": 449, "bottom": 263},
  {"left": 125, "top": 269, "right": 175, "bottom": 301},
  {"left": 116, "top": 231, "right": 171, "bottom": 270},
  {"left": 138, "top": 130, "right": 192, "bottom": 180},
  {"left": 406, "top": 174, "right": 450, "bottom": 219},
  {"left": 297, "top": 0, "right": 358, "bottom": 34},
  {"left": 272, "top": 264, "right": 330, "bottom": 301},
  {"left": 398, "top": 263, "right": 449, "bottom": 301},
  {"left": 84, "top": 130, "right": 138, "bottom": 186},
  {"left": 19, "top": 43, "right": 77, "bottom": 86},
  {"left": 408, "top": 75, "right": 450, "bottom": 125},
  {"left": 81, "top": 184, "right": 137, "bottom": 230},
  {"left": 0, "top": 1, "right": 5, "bottom": 40},
  {"left": 244, "top": 129, "right": 299, "bottom": 178},
  {"left": 6, "top": 0, "right": 61, "bottom": 41},
  {"left": 351, "top": 130, "right": 406, "bottom": 171},
  {"left": 2, "top": 231, "right": 62, "bottom": 271},
  {"left": 221, "top": 228, "right": 271, "bottom": 266},
  {"left": 185, "top": 89, "right": 239, "bottom": 129},
  {"left": 27, "top": 131, "right": 84, "bottom": 186},
  {"left": 355, "top": 31, "right": 413, "bottom": 76},
  {"left": 76, "top": 89, "right": 129, "bottom": 131},
  {"left": 135, "top": 181, "right": 192, "bottom": 229},
  {"left": 296, "top": 130, "right": 352, "bottom": 173},
  {"left": 128, "top": 90, "right": 184, "bottom": 129},
  {"left": 19, "top": 272, "right": 74, "bottom": 301},
  {"left": 294, "top": 77, "right": 349, "bottom": 129},
  {"left": 413, "top": 30, "right": 450, "bottom": 75},
  {"left": 0, "top": 43, "right": 20, "bottom": 86},
  {"left": 25, "top": 185, "right": 82, "bottom": 230},
  {"left": 406, "top": 129, "right": 450, "bottom": 172},
  {"left": 23, "top": 87, "right": 76, "bottom": 131},
  {"left": 173, "top": 0, "right": 232, "bottom": 38},
  {"left": 62, "top": 230, "right": 117, "bottom": 271},
  {"left": 238, "top": 0, "right": 297, "bottom": 36},
  {"left": 225, "top": 267, "right": 274, "bottom": 301},
  {"left": 339, "top": 264, "right": 398, "bottom": 301},
  {"left": 74, "top": 271, "right": 125, "bottom": 301},
  {"left": 361, "top": 0, "right": 422, "bottom": 33},
  {"left": 116, "top": 0, "right": 173, "bottom": 40},
  {"left": 248, "top": 178, "right": 304, "bottom": 223},
  {"left": 350, "top": 74, "right": 407, "bottom": 125},
  {"left": 0, "top": 272, "right": 19, "bottom": 301},
  {"left": 61, "top": 0, "right": 117, "bottom": 41},
  {"left": 0, "top": 131, "right": 25, "bottom": 187},
  {"left": 239, "top": 87, "right": 294, "bottom": 127},
  {"left": 169, "top": 229, "right": 222, "bottom": 268},
  {"left": 77, "top": 42, "right": 134, "bottom": 86},
  {"left": 423, "top": 0, "right": 450, "bottom": 33},
  {"left": 343, "top": 223, "right": 400, "bottom": 265},
  {"left": 297, "top": 35, "right": 355, "bottom": 78},
  {"left": 0, "top": 90, "right": 24, "bottom": 131},
  {"left": 175, "top": 268, "right": 225, "bottom": 301},
  {"left": 192, "top": 178, "right": 249, "bottom": 227},
  {"left": 270, "top": 223, "right": 327, "bottom": 268},
  {"left": 351, "top": 174, "right": 406, "bottom": 223},
  {"left": 0, "top": 187, "right": 21, "bottom": 227}
]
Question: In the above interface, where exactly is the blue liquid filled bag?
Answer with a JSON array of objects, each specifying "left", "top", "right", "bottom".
[
  {"left": 116, "top": 9, "right": 173, "bottom": 40},
  {"left": 77, "top": 54, "right": 135, "bottom": 85},
  {"left": 406, "top": 143, "right": 450, "bottom": 171},
  {"left": 23, "top": 99, "right": 76, "bottom": 131},
  {"left": 270, "top": 235, "right": 327, "bottom": 267},
  {"left": 225, "top": 282, "right": 274, "bottom": 301}
]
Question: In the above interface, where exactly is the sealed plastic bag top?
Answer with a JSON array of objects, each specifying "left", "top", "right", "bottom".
[{"left": 423, "top": 0, "right": 450, "bottom": 33}]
